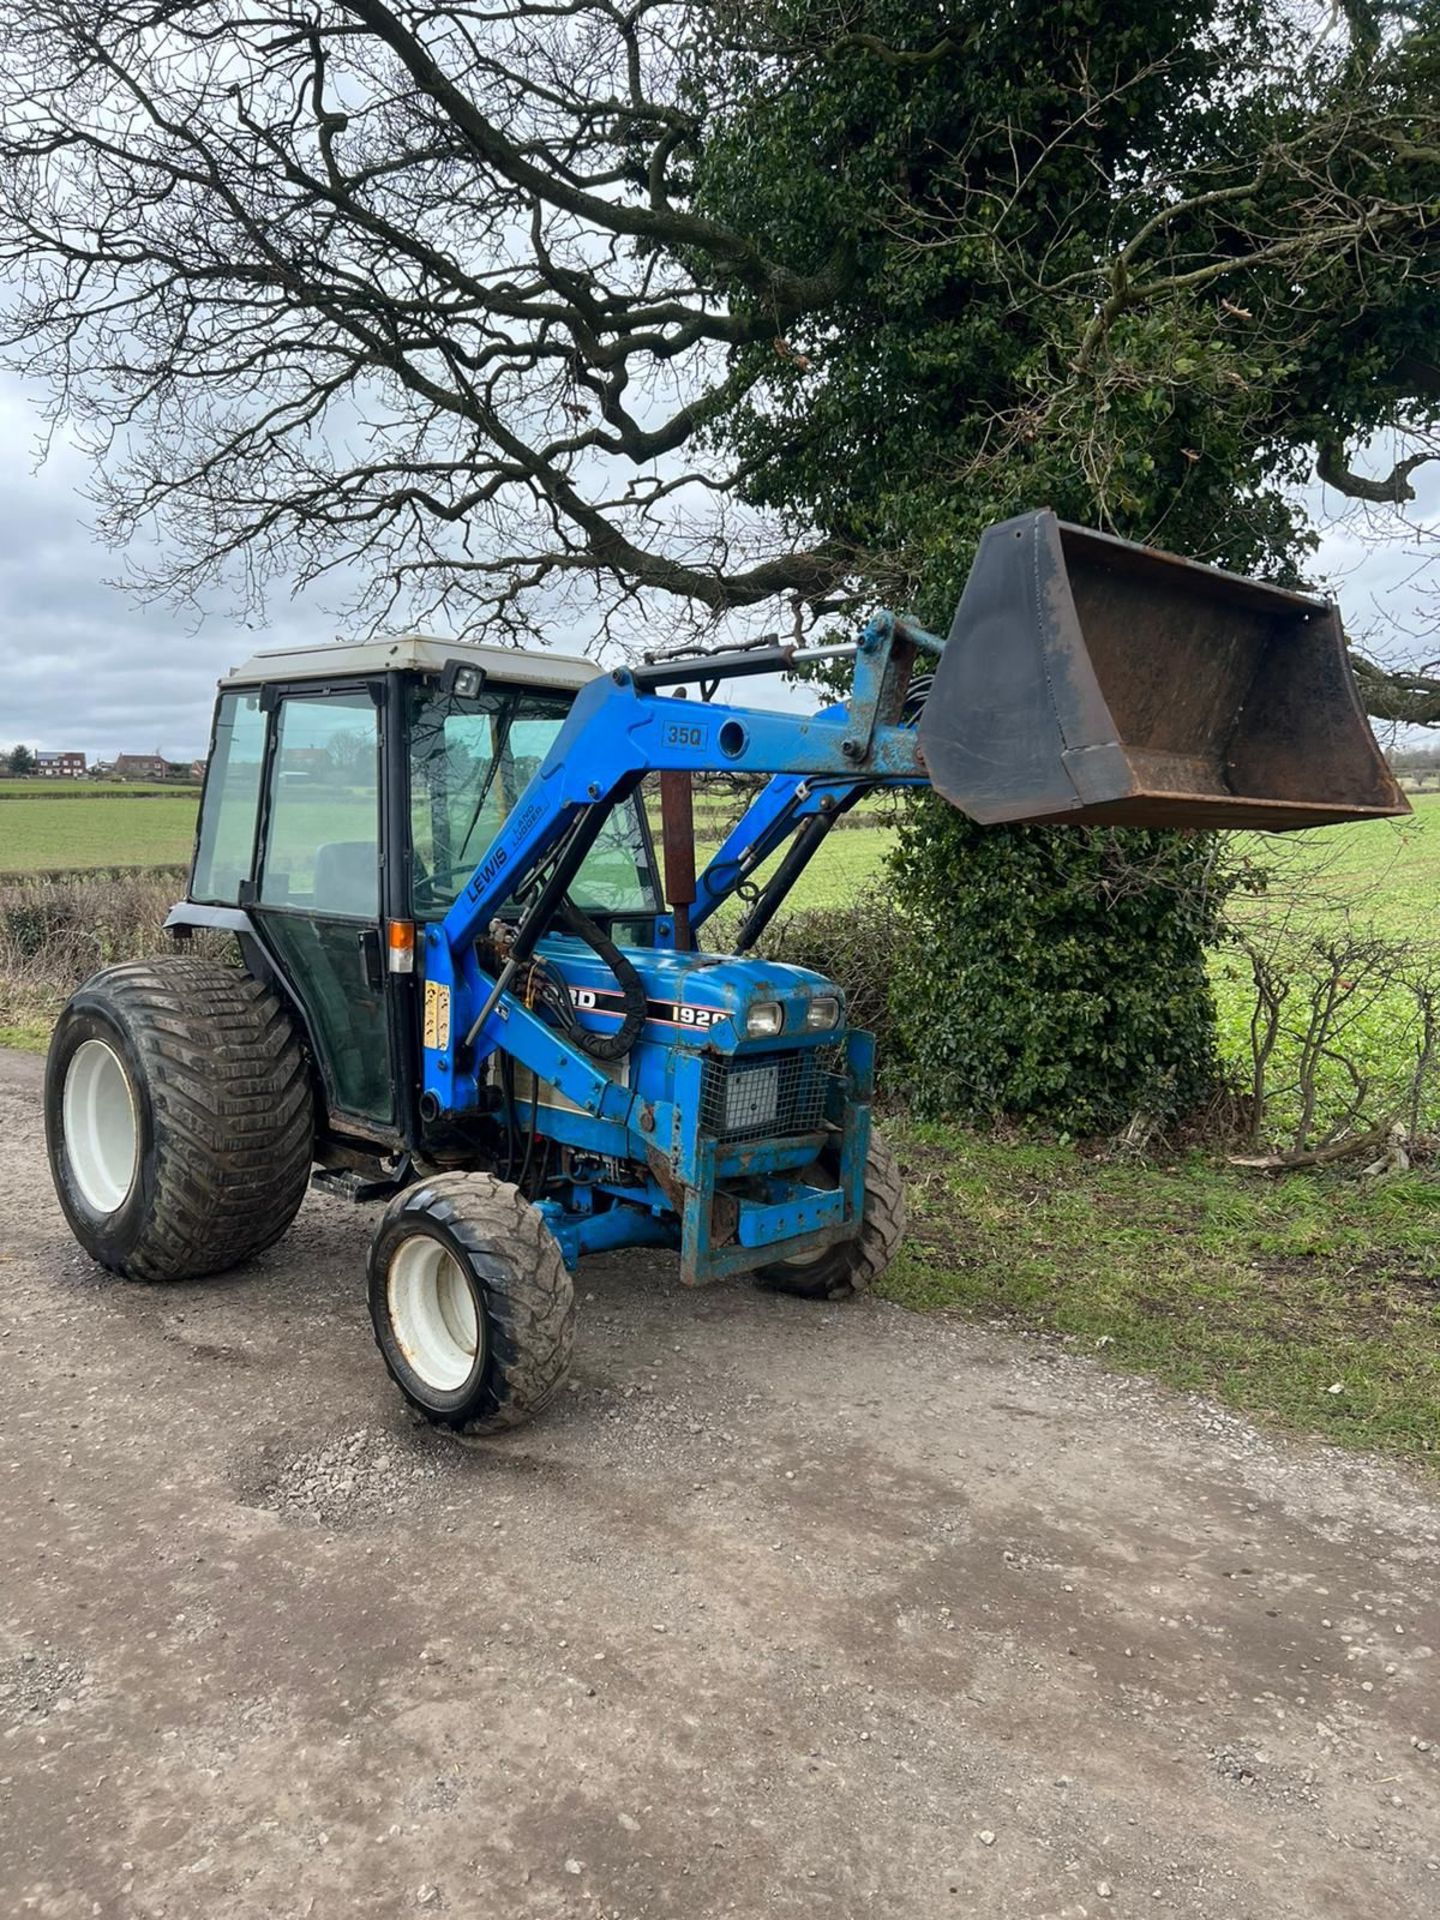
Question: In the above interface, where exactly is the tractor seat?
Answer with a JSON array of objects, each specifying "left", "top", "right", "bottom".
[{"left": 312, "top": 840, "right": 377, "bottom": 919}]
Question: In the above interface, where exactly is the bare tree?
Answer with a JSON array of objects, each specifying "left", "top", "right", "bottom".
[
  {"left": 0, "top": 1, "right": 860, "bottom": 640},
  {"left": 0, "top": 2, "right": 1435, "bottom": 657}
]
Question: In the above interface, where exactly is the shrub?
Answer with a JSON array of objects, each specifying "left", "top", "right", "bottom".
[
  {"left": 0, "top": 872, "right": 227, "bottom": 1035},
  {"left": 758, "top": 892, "right": 908, "bottom": 1071},
  {"left": 888, "top": 798, "right": 1236, "bottom": 1136},
  {"left": 1216, "top": 918, "right": 1440, "bottom": 1164}
]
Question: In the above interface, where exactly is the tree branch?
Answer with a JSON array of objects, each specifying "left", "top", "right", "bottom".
[
  {"left": 1350, "top": 654, "right": 1440, "bottom": 726},
  {"left": 1317, "top": 438, "right": 1438, "bottom": 505}
]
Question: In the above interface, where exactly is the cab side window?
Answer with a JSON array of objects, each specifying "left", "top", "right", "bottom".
[{"left": 259, "top": 693, "right": 380, "bottom": 918}]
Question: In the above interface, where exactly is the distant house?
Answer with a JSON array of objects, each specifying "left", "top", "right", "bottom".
[
  {"left": 114, "top": 753, "right": 170, "bottom": 780},
  {"left": 190, "top": 757, "right": 208, "bottom": 784},
  {"left": 36, "top": 750, "right": 87, "bottom": 779}
]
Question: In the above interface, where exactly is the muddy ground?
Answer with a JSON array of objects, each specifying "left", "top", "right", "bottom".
[{"left": 1, "top": 1047, "right": 1437, "bottom": 1919}]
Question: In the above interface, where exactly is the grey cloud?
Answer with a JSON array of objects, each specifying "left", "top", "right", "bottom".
[{"left": 0, "top": 379, "right": 346, "bottom": 760}]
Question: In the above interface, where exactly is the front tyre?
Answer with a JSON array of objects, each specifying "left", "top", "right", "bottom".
[
  {"left": 754, "top": 1129, "right": 907, "bottom": 1301},
  {"left": 45, "top": 956, "right": 314, "bottom": 1281},
  {"left": 368, "top": 1173, "right": 575, "bottom": 1435}
]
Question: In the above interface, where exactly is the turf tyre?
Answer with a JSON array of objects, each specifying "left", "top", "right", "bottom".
[
  {"left": 45, "top": 956, "right": 314, "bottom": 1281},
  {"left": 754, "top": 1128, "right": 906, "bottom": 1301},
  {"left": 368, "top": 1172, "right": 575, "bottom": 1435}
]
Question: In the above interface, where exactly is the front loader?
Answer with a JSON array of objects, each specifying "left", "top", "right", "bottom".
[{"left": 43, "top": 512, "right": 1407, "bottom": 1433}]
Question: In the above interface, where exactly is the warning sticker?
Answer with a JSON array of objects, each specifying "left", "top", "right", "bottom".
[{"left": 423, "top": 980, "right": 451, "bottom": 1052}]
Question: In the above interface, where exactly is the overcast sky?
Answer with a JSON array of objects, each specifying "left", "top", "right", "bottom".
[
  {"left": 1, "top": 371, "right": 1436, "bottom": 761},
  {"left": 0, "top": 376, "right": 355, "bottom": 762}
]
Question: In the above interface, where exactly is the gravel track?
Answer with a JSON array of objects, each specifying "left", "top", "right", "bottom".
[{"left": 1, "top": 1047, "right": 1437, "bottom": 1919}]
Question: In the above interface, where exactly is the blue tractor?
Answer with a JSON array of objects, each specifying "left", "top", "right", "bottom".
[{"left": 43, "top": 514, "right": 1407, "bottom": 1432}]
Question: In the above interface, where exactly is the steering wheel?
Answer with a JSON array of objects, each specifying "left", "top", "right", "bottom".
[{"left": 411, "top": 861, "right": 481, "bottom": 912}]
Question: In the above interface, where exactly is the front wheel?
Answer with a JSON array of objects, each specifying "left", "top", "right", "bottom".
[
  {"left": 368, "top": 1173, "right": 575, "bottom": 1435},
  {"left": 754, "top": 1129, "right": 907, "bottom": 1301}
]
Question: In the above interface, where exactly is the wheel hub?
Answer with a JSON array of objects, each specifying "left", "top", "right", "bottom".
[
  {"left": 386, "top": 1236, "right": 484, "bottom": 1391},
  {"left": 63, "top": 1038, "right": 139, "bottom": 1215}
]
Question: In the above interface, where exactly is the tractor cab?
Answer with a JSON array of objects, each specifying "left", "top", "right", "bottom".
[{"left": 179, "top": 636, "right": 667, "bottom": 1145}]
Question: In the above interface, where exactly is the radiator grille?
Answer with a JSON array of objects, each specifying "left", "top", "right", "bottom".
[{"left": 698, "top": 1047, "right": 842, "bottom": 1144}]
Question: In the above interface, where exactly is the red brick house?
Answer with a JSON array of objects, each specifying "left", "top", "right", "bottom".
[{"left": 115, "top": 753, "right": 169, "bottom": 780}]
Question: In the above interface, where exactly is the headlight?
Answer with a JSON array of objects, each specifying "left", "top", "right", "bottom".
[
  {"left": 805, "top": 995, "right": 842, "bottom": 1032},
  {"left": 745, "top": 1000, "right": 783, "bottom": 1038}
]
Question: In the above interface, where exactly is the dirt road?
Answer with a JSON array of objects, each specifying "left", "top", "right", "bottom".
[{"left": 1, "top": 1047, "right": 1437, "bottom": 1919}]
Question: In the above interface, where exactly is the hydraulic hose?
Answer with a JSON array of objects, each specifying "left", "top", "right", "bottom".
[{"left": 558, "top": 900, "right": 648, "bottom": 1062}]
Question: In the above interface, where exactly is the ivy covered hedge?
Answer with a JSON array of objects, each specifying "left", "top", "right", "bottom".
[
  {"left": 890, "top": 798, "right": 1244, "bottom": 1128},
  {"left": 887, "top": 801, "right": 1236, "bottom": 1134},
  {"left": 764, "top": 800, "right": 1239, "bottom": 1137}
]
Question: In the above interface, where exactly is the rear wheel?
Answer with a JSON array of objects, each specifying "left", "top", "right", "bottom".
[
  {"left": 368, "top": 1173, "right": 575, "bottom": 1435},
  {"left": 754, "top": 1129, "right": 907, "bottom": 1301},
  {"left": 45, "top": 956, "right": 314, "bottom": 1281}
]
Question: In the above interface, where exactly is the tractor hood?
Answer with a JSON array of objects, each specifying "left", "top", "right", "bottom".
[{"left": 536, "top": 936, "right": 842, "bottom": 1050}]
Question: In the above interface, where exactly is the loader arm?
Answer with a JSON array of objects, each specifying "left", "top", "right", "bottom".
[
  {"left": 686, "top": 618, "right": 945, "bottom": 938},
  {"left": 427, "top": 617, "right": 927, "bottom": 1119},
  {"left": 424, "top": 507, "right": 1406, "bottom": 1123},
  {"left": 689, "top": 759, "right": 925, "bottom": 943}
]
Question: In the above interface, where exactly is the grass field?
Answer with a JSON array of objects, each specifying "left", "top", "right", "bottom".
[
  {"left": 1232, "top": 799, "right": 1440, "bottom": 935},
  {"left": 1, "top": 795, "right": 200, "bottom": 871},
  {"left": 0, "top": 780, "right": 198, "bottom": 797}
]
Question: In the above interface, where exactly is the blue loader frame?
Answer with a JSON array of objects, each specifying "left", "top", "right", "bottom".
[{"left": 420, "top": 613, "right": 941, "bottom": 1285}]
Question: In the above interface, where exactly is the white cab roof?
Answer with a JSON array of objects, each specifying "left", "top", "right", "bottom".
[{"left": 219, "top": 632, "right": 600, "bottom": 693}]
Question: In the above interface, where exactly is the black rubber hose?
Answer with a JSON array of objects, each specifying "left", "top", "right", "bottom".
[{"left": 558, "top": 900, "right": 648, "bottom": 1062}]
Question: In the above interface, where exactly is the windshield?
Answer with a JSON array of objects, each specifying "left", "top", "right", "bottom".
[{"left": 407, "top": 684, "right": 661, "bottom": 918}]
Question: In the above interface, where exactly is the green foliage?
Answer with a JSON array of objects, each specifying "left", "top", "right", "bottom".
[
  {"left": 882, "top": 1121, "right": 1440, "bottom": 1464},
  {"left": 7, "top": 745, "right": 35, "bottom": 776},
  {"left": 694, "top": 2, "right": 1440, "bottom": 615},
  {"left": 888, "top": 798, "right": 1234, "bottom": 1133},
  {"left": 691, "top": 1, "right": 1440, "bottom": 1128}
]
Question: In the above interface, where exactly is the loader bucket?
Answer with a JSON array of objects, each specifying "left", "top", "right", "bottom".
[{"left": 917, "top": 512, "right": 1409, "bottom": 832}]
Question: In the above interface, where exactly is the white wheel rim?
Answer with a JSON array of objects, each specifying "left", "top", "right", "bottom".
[
  {"left": 386, "top": 1237, "right": 484, "bottom": 1392},
  {"left": 63, "top": 1038, "right": 139, "bottom": 1215}
]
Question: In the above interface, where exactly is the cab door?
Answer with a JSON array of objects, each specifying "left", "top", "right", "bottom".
[{"left": 250, "top": 685, "right": 395, "bottom": 1129}]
